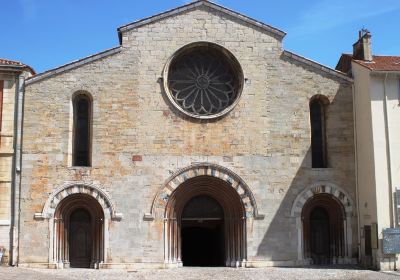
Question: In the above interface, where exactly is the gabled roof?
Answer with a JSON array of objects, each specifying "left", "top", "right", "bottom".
[
  {"left": 283, "top": 51, "right": 353, "bottom": 82},
  {"left": 335, "top": 53, "right": 352, "bottom": 74},
  {"left": 25, "top": 47, "right": 121, "bottom": 85},
  {"left": 117, "top": 0, "right": 286, "bottom": 44},
  {"left": 0, "top": 58, "right": 35, "bottom": 74},
  {"left": 336, "top": 53, "right": 400, "bottom": 73},
  {"left": 26, "top": 1, "right": 350, "bottom": 85},
  {"left": 354, "top": 55, "right": 400, "bottom": 71}
]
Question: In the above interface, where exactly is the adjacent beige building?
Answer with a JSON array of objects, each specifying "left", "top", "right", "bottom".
[
  {"left": 0, "top": 59, "right": 34, "bottom": 264},
  {"left": 337, "top": 30, "right": 400, "bottom": 270}
]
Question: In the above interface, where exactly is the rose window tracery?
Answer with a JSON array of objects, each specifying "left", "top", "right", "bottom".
[{"left": 164, "top": 44, "right": 243, "bottom": 119}]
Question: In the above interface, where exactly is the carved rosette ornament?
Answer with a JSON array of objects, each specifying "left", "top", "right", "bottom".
[{"left": 164, "top": 43, "right": 243, "bottom": 119}]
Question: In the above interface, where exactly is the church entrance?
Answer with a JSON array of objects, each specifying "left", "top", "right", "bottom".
[
  {"left": 164, "top": 175, "right": 246, "bottom": 267},
  {"left": 309, "top": 207, "right": 330, "bottom": 264},
  {"left": 69, "top": 208, "right": 92, "bottom": 268},
  {"left": 302, "top": 194, "right": 345, "bottom": 264},
  {"left": 54, "top": 193, "right": 104, "bottom": 268},
  {"left": 181, "top": 196, "right": 225, "bottom": 266}
]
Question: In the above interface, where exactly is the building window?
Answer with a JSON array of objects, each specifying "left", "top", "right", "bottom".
[
  {"left": 164, "top": 42, "right": 244, "bottom": 119},
  {"left": 73, "top": 94, "right": 91, "bottom": 166},
  {"left": 310, "top": 96, "right": 328, "bottom": 168}
]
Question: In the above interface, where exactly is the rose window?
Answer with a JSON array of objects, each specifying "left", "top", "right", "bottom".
[{"left": 164, "top": 44, "right": 243, "bottom": 119}]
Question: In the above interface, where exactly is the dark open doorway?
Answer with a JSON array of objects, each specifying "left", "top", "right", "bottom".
[
  {"left": 181, "top": 195, "right": 225, "bottom": 266},
  {"left": 181, "top": 221, "right": 224, "bottom": 266}
]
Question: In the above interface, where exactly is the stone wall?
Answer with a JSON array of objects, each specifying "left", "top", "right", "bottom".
[
  {"left": 0, "top": 74, "right": 17, "bottom": 264},
  {"left": 20, "top": 5, "right": 356, "bottom": 267}
]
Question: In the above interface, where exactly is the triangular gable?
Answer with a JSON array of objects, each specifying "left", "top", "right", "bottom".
[
  {"left": 117, "top": 0, "right": 286, "bottom": 44},
  {"left": 283, "top": 51, "right": 353, "bottom": 82}
]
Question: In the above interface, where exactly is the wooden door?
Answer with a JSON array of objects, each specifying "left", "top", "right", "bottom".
[
  {"left": 69, "top": 209, "right": 92, "bottom": 268},
  {"left": 310, "top": 207, "right": 330, "bottom": 264}
]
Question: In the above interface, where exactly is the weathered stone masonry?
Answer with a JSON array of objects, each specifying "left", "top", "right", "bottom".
[
  {"left": 19, "top": 1, "right": 356, "bottom": 268},
  {"left": 0, "top": 60, "right": 33, "bottom": 265}
]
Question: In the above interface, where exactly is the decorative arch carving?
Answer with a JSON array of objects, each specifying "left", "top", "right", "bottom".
[
  {"left": 291, "top": 181, "right": 353, "bottom": 218},
  {"left": 34, "top": 181, "right": 122, "bottom": 221},
  {"left": 290, "top": 181, "right": 355, "bottom": 263},
  {"left": 145, "top": 163, "right": 263, "bottom": 221}
]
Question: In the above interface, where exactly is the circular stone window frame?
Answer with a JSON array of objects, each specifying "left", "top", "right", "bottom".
[{"left": 163, "top": 42, "right": 244, "bottom": 120}]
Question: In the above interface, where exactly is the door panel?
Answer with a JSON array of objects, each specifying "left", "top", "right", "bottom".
[
  {"left": 310, "top": 207, "right": 330, "bottom": 264},
  {"left": 69, "top": 209, "right": 92, "bottom": 268}
]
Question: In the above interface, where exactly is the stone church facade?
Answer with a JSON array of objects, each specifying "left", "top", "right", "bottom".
[{"left": 16, "top": 1, "right": 358, "bottom": 269}]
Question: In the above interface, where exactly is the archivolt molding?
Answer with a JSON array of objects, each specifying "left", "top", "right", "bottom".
[
  {"left": 145, "top": 163, "right": 263, "bottom": 221},
  {"left": 290, "top": 181, "right": 354, "bottom": 218},
  {"left": 34, "top": 181, "right": 123, "bottom": 221}
]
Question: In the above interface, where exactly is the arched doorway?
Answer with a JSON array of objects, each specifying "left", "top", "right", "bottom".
[
  {"left": 302, "top": 194, "right": 345, "bottom": 264},
  {"left": 165, "top": 176, "right": 246, "bottom": 267},
  {"left": 181, "top": 195, "right": 224, "bottom": 266},
  {"left": 54, "top": 194, "right": 104, "bottom": 268}
]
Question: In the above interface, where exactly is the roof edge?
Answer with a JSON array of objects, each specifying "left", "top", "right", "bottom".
[
  {"left": 26, "top": 46, "right": 122, "bottom": 85},
  {"left": 283, "top": 50, "right": 353, "bottom": 83},
  {"left": 117, "top": 0, "right": 286, "bottom": 43},
  {"left": 0, "top": 64, "right": 35, "bottom": 75},
  {"left": 351, "top": 59, "right": 373, "bottom": 71}
]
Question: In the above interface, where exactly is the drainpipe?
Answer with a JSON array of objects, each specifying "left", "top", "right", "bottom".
[
  {"left": 9, "top": 73, "right": 21, "bottom": 265},
  {"left": 16, "top": 75, "right": 26, "bottom": 266},
  {"left": 382, "top": 73, "right": 394, "bottom": 228},
  {"left": 352, "top": 83, "right": 362, "bottom": 262}
]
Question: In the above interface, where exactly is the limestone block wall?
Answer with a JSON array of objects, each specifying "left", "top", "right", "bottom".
[
  {"left": 20, "top": 5, "right": 356, "bottom": 267},
  {"left": 0, "top": 74, "right": 17, "bottom": 264}
]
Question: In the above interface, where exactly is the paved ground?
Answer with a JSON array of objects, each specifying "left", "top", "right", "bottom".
[{"left": 1, "top": 266, "right": 399, "bottom": 280}]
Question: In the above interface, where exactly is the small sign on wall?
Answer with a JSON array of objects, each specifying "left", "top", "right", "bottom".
[{"left": 383, "top": 228, "right": 400, "bottom": 254}]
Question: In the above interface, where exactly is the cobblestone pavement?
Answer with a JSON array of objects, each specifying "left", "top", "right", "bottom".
[{"left": 1, "top": 266, "right": 399, "bottom": 280}]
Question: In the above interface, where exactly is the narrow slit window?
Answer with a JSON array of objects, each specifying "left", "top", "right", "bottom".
[
  {"left": 73, "top": 94, "right": 91, "bottom": 166},
  {"left": 310, "top": 98, "right": 327, "bottom": 168}
]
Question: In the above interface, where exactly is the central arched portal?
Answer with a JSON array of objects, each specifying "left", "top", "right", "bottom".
[{"left": 165, "top": 176, "right": 246, "bottom": 267}]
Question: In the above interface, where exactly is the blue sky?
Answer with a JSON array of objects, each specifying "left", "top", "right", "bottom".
[{"left": 2, "top": 0, "right": 399, "bottom": 73}]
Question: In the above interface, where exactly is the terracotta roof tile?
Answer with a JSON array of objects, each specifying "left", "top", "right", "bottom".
[
  {"left": 0, "top": 58, "right": 24, "bottom": 66},
  {"left": 354, "top": 55, "right": 400, "bottom": 71},
  {"left": 0, "top": 58, "right": 35, "bottom": 74}
]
